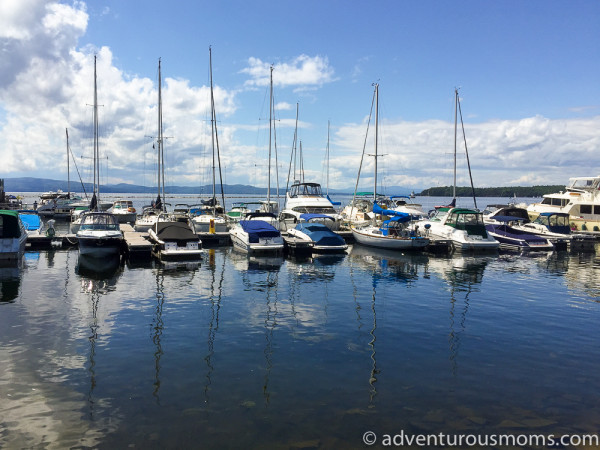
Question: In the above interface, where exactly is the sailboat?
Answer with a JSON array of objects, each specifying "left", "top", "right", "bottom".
[
  {"left": 351, "top": 83, "right": 429, "bottom": 250},
  {"left": 76, "top": 55, "right": 124, "bottom": 257},
  {"left": 418, "top": 89, "right": 499, "bottom": 252},
  {"left": 229, "top": 65, "right": 283, "bottom": 254},
  {"left": 135, "top": 58, "right": 172, "bottom": 233},
  {"left": 191, "top": 47, "right": 228, "bottom": 233},
  {"left": 143, "top": 58, "right": 202, "bottom": 261}
]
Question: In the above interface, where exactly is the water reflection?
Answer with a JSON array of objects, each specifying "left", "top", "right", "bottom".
[
  {"left": 0, "top": 259, "right": 23, "bottom": 303},
  {"left": 348, "top": 245, "right": 429, "bottom": 284},
  {"left": 203, "top": 249, "right": 225, "bottom": 404},
  {"left": 427, "top": 256, "right": 490, "bottom": 375}
]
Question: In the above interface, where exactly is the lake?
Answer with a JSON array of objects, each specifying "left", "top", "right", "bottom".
[{"left": 1, "top": 194, "right": 600, "bottom": 448}]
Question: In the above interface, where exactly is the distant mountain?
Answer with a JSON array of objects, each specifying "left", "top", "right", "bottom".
[{"left": 1, "top": 177, "right": 420, "bottom": 197}]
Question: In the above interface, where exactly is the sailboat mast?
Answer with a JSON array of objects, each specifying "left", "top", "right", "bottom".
[
  {"left": 158, "top": 58, "right": 165, "bottom": 211},
  {"left": 267, "top": 66, "right": 273, "bottom": 206},
  {"left": 373, "top": 83, "right": 379, "bottom": 205},
  {"left": 93, "top": 55, "right": 99, "bottom": 206},
  {"left": 209, "top": 47, "right": 217, "bottom": 215},
  {"left": 326, "top": 120, "right": 330, "bottom": 196},
  {"left": 453, "top": 88, "right": 458, "bottom": 201},
  {"left": 66, "top": 128, "right": 70, "bottom": 198}
]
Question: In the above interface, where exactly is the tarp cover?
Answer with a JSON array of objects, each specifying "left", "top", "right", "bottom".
[
  {"left": 240, "top": 220, "right": 280, "bottom": 243},
  {"left": 295, "top": 223, "right": 345, "bottom": 246},
  {"left": 19, "top": 213, "right": 41, "bottom": 231},
  {"left": 0, "top": 210, "right": 22, "bottom": 238},
  {"left": 154, "top": 221, "right": 198, "bottom": 243},
  {"left": 372, "top": 203, "right": 411, "bottom": 222}
]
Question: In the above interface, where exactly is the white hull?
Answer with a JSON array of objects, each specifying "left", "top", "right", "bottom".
[
  {"left": 424, "top": 223, "right": 499, "bottom": 252},
  {"left": 352, "top": 226, "right": 429, "bottom": 250},
  {"left": 147, "top": 228, "right": 203, "bottom": 261},
  {"left": 112, "top": 211, "right": 137, "bottom": 223},
  {"left": 229, "top": 228, "right": 284, "bottom": 254},
  {"left": 0, "top": 235, "right": 27, "bottom": 260}
]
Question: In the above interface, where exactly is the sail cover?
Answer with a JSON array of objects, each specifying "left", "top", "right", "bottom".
[{"left": 372, "top": 202, "right": 411, "bottom": 222}]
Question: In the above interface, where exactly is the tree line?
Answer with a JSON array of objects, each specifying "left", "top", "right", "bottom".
[{"left": 418, "top": 185, "right": 564, "bottom": 198}]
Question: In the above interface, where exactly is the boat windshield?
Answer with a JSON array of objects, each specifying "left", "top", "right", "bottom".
[
  {"left": 80, "top": 213, "right": 120, "bottom": 231},
  {"left": 292, "top": 206, "right": 336, "bottom": 215},
  {"left": 289, "top": 183, "right": 323, "bottom": 197}
]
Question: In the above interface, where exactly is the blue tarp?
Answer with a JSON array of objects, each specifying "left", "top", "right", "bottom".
[
  {"left": 18, "top": 213, "right": 41, "bottom": 231},
  {"left": 373, "top": 203, "right": 411, "bottom": 223},
  {"left": 295, "top": 223, "right": 345, "bottom": 246},
  {"left": 240, "top": 220, "right": 281, "bottom": 243}
]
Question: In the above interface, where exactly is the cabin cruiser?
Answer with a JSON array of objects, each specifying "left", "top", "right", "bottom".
[
  {"left": 419, "top": 205, "right": 499, "bottom": 252},
  {"left": 287, "top": 222, "right": 348, "bottom": 253},
  {"left": 527, "top": 175, "right": 600, "bottom": 232},
  {"left": 190, "top": 198, "right": 228, "bottom": 233},
  {"left": 148, "top": 217, "right": 203, "bottom": 261},
  {"left": 229, "top": 217, "right": 284, "bottom": 254},
  {"left": 76, "top": 211, "right": 123, "bottom": 257},
  {"left": 107, "top": 200, "right": 137, "bottom": 223},
  {"left": 279, "top": 182, "right": 342, "bottom": 231}
]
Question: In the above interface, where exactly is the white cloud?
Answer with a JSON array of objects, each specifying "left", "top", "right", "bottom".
[{"left": 241, "top": 55, "right": 336, "bottom": 88}]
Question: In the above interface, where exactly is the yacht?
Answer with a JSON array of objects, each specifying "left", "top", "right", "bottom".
[
  {"left": 279, "top": 182, "right": 342, "bottom": 232},
  {"left": 108, "top": 199, "right": 137, "bottom": 223},
  {"left": 527, "top": 175, "right": 600, "bottom": 232},
  {"left": 229, "top": 218, "right": 284, "bottom": 254}
]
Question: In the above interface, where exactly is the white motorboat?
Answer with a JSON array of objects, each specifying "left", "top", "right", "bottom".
[
  {"left": 229, "top": 219, "right": 284, "bottom": 254},
  {"left": 420, "top": 206, "right": 499, "bottom": 252},
  {"left": 0, "top": 210, "right": 27, "bottom": 260},
  {"left": 526, "top": 175, "right": 600, "bottom": 232},
  {"left": 287, "top": 222, "right": 348, "bottom": 253},
  {"left": 108, "top": 200, "right": 137, "bottom": 223},
  {"left": 279, "top": 182, "right": 342, "bottom": 231},
  {"left": 148, "top": 219, "right": 203, "bottom": 261},
  {"left": 76, "top": 211, "right": 123, "bottom": 257}
]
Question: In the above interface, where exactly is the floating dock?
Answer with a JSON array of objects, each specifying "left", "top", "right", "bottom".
[{"left": 120, "top": 224, "right": 153, "bottom": 259}]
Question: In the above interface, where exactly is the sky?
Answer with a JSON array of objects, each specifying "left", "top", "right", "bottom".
[{"left": 1, "top": 0, "right": 599, "bottom": 192}]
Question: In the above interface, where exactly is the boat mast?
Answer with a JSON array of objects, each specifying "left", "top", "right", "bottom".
[
  {"left": 286, "top": 102, "right": 299, "bottom": 192},
  {"left": 456, "top": 90, "right": 478, "bottom": 209},
  {"left": 373, "top": 83, "right": 379, "bottom": 207},
  {"left": 93, "top": 55, "right": 99, "bottom": 209},
  {"left": 157, "top": 58, "right": 166, "bottom": 212},
  {"left": 267, "top": 65, "right": 273, "bottom": 209},
  {"left": 326, "top": 120, "right": 330, "bottom": 196},
  {"left": 453, "top": 89, "right": 458, "bottom": 202},
  {"left": 66, "top": 128, "right": 70, "bottom": 199},
  {"left": 208, "top": 47, "right": 227, "bottom": 214}
]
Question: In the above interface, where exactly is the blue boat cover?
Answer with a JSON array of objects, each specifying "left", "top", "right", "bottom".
[
  {"left": 299, "top": 213, "right": 335, "bottom": 222},
  {"left": 240, "top": 220, "right": 280, "bottom": 243},
  {"left": 295, "top": 223, "right": 345, "bottom": 246},
  {"left": 19, "top": 213, "right": 41, "bottom": 231},
  {"left": 372, "top": 202, "right": 411, "bottom": 222},
  {"left": 326, "top": 195, "right": 341, "bottom": 206}
]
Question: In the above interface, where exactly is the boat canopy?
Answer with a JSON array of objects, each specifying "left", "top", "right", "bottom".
[
  {"left": 154, "top": 222, "right": 198, "bottom": 243},
  {"left": 534, "top": 212, "right": 571, "bottom": 233},
  {"left": 0, "top": 210, "right": 23, "bottom": 238},
  {"left": 240, "top": 220, "right": 280, "bottom": 243},
  {"left": 289, "top": 182, "right": 323, "bottom": 197},
  {"left": 295, "top": 222, "right": 345, "bottom": 246},
  {"left": 79, "top": 212, "right": 120, "bottom": 230},
  {"left": 492, "top": 216, "right": 528, "bottom": 223}
]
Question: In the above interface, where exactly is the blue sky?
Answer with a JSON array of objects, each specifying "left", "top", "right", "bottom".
[{"left": 1, "top": 0, "right": 599, "bottom": 192}]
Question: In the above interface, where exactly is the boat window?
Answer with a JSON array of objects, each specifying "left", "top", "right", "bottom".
[
  {"left": 594, "top": 206, "right": 600, "bottom": 215},
  {"left": 580, "top": 204, "right": 592, "bottom": 214},
  {"left": 541, "top": 198, "right": 551, "bottom": 205}
]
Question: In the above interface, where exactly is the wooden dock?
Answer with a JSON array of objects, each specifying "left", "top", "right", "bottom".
[
  {"left": 120, "top": 224, "right": 153, "bottom": 258},
  {"left": 197, "top": 231, "right": 231, "bottom": 247}
]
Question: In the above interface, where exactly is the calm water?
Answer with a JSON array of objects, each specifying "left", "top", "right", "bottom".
[{"left": 2, "top": 195, "right": 600, "bottom": 448}]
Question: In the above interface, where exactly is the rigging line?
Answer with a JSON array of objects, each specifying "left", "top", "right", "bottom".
[
  {"left": 351, "top": 85, "right": 377, "bottom": 206},
  {"left": 209, "top": 47, "right": 226, "bottom": 212},
  {"left": 456, "top": 91, "right": 477, "bottom": 210},
  {"left": 286, "top": 102, "right": 299, "bottom": 192}
]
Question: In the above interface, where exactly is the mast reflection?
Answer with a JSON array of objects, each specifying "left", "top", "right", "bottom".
[{"left": 204, "top": 249, "right": 225, "bottom": 404}]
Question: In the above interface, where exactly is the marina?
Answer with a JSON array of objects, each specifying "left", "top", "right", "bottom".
[{"left": 1, "top": 225, "right": 600, "bottom": 448}]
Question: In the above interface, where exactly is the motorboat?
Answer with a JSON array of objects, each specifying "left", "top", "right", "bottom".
[
  {"left": 279, "top": 182, "right": 342, "bottom": 231},
  {"left": 190, "top": 199, "right": 228, "bottom": 233},
  {"left": 108, "top": 200, "right": 137, "bottom": 223},
  {"left": 18, "top": 210, "right": 44, "bottom": 236},
  {"left": 148, "top": 219, "right": 203, "bottom": 261},
  {"left": 388, "top": 195, "right": 427, "bottom": 219},
  {"left": 420, "top": 206, "right": 499, "bottom": 252},
  {"left": 287, "top": 222, "right": 348, "bottom": 253},
  {"left": 484, "top": 217, "right": 554, "bottom": 252},
  {"left": 229, "top": 219, "right": 284, "bottom": 254},
  {"left": 514, "top": 211, "right": 594, "bottom": 252},
  {"left": 341, "top": 192, "right": 389, "bottom": 228},
  {"left": 526, "top": 175, "right": 600, "bottom": 232},
  {"left": 76, "top": 211, "right": 124, "bottom": 257},
  {"left": 134, "top": 205, "right": 162, "bottom": 232},
  {"left": 484, "top": 205, "right": 569, "bottom": 250},
  {"left": 0, "top": 210, "right": 27, "bottom": 260}
]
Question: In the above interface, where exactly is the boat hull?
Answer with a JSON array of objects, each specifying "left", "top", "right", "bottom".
[
  {"left": 77, "top": 236, "right": 123, "bottom": 257},
  {"left": 351, "top": 227, "right": 429, "bottom": 250},
  {"left": 0, "top": 236, "right": 27, "bottom": 260}
]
